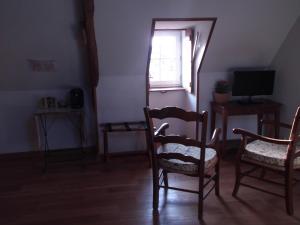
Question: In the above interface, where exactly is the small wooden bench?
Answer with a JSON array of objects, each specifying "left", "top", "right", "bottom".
[{"left": 100, "top": 121, "right": 149, "bottom": 163}]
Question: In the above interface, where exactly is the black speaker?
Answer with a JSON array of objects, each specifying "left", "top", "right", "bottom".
[{"left": 70, "top": 88, "right": 84, "bottom": 109}]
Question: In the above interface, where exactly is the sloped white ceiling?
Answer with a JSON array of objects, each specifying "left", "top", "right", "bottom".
[
  {"left": 95, "top": 0, "right": 300, "bottom": 76},
  {"left": 0, "top": 0, "right": 299, "bottom": 90}
]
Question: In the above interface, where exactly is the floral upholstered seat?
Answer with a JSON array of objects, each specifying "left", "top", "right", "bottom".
[
  {"left": 157, "top": 143, "right": 218, "bottom": 175},
  {"left": 233, "top": 106, "right": 300, "bottom": 215},
  {"left": 242, "top": 140, "right": 300, "bottom": 170}
]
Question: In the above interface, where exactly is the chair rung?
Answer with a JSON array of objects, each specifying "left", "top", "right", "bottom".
[
  {"left": 245, "top": 174, "right": 285, "bottom": 186},
  {"left": 240, "top": 182, "right": 284, "bottom": 198},
  {"left": 158, "top": 183, "right": 216, "bottom": 200},
  {"left": 203, "top": 184, "right": 215, "bottom": 200},
  {"left": 158, "top": 185, "right": 199, "bottom": 194},
  {"left": 204, "top": 174, "right": 216, "bottom": 188},
  {"left": 241, "top": 166, "right": 260, "bottom": 177}
]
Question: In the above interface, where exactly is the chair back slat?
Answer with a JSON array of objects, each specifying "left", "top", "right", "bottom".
[
  {"left": 148, "top": 106, "right": 205, "bottom": 122},
  {"left": 154, "top": 135, "right": 202, "bottom": 147},
  {"left": 157, "top": 153, "right": 200, "bottom": 164},
  {"left": 144, "top": 106, "right": 208, "bottom": 171}
]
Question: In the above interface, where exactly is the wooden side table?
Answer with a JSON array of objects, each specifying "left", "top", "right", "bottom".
[{"left": 210, "top": 100, "right": 281, "bottom": 155}]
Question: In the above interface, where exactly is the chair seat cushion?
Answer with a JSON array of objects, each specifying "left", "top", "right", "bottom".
[
  {"left": 157, "top": 143, "right": 218, "bottom": 175},
  {"left": 243, "top": 140, "right": 300, "bottom": 170}
]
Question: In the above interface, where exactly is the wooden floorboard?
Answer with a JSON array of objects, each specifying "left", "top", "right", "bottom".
[{"left": 0, "top": 154, "right": 300, "bottom": 225}]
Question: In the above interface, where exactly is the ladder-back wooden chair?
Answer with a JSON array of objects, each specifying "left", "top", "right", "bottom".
[
  {"left": 144, "top": 106, "right": 221, "bottom": 220},
  {"left": 232, "top": 106, "right": 300, "bottom": 215}
]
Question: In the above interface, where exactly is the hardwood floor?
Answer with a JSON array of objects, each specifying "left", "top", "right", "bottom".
[{"left": 0, "top": 153, "right": 299, "bottom": 225}]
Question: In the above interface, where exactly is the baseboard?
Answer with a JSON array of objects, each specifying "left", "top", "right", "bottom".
[
  {"left": 0, "top": 146, "right": 98, "bottom": 160},
  {"left": 104, "top": 150, "right": 148, "bottom": 158}
]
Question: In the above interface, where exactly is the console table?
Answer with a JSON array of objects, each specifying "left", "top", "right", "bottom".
[
  {"left": 210, "top": 100, "right": 281, "bottom": 155},
  {"left": 34, "top": 108, "right": 85, "bottom": 171}
]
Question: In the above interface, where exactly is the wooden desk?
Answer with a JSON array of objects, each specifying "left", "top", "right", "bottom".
[
  {"left": 210, "top": 100, "right": 281, "bottom": 155},
  {"left": 34, "top": 108, "right": 85, "bottom": 171}
]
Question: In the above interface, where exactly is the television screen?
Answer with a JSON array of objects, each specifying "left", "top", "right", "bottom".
[{"left": 232, "top": 70, "right": 275, "bottom": 97}]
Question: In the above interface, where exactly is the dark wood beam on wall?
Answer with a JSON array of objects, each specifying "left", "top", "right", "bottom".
[{"left": 82, "top": 0, "right": 100, "bottom": 153}]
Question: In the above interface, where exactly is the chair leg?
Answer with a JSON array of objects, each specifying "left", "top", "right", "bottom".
[
  {"left": 285, "top": 169, "right": 294, "bottom": 215},
  {"left": 148, "top": 151, "right": 152, "bottom": 168},
  {"left": 198, "top": 174, "right": 204, "bottom": 220},
  {"left": 145, "top": 132, "right": 152, "bottom": 168},
  {"left": 162, "top": 170, "right": 168, "bottom": 188},
  {"left": 198, "top": 196, "right": 203, "bottom": 220},
  {"left": 153, "top": 167, "right": 159, "bottom": 211},
  {"left": 214, "top": 162, "right": 220, "bottom": 196},
  {"left": 232, "top": 160, "right": 241, "bottom": 196}
]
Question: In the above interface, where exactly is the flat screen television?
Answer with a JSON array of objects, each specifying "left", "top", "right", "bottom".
[{"left": 232, "top": 70, "right": 275, "bottom": 103}]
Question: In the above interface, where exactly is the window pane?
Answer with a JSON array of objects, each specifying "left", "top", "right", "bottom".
[
  {"left": 149, "top": 59, "right": 160, "bottom": 81},
  {"left": 149, "top": 31, "right": 181, "bottom": 87}
]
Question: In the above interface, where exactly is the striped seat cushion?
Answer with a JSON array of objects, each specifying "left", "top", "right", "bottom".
[
  {"left": 242, "top": 140, "right": 300, "bottom": 170},
  {"left": 157, "top": 143, "right": 218, "bottom": 175}
]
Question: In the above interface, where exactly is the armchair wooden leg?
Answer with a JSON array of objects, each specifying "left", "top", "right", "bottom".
[
  {"left": 285, "top": 169, "right": 294, "bottom": 215},
  {"left": 145, "top": 132, "right": 152, "bottom": 168},
  {"left": 214, "top": 162, "right": 220, "bottom": 196},
  {"left": 198, "top": 174, "right": 204, "bottom": 220},
  {"left": 162, "top": 170, "right": 168, "bottom": 189},
  {"left": 198, "top": 193, "right": 203, "bottom": 220},
  {"left": 153, "top": 167, "right": 159, "bottom": 211},
  {"left": 232, "top": 161, "right": 241, "bottom": 196}
]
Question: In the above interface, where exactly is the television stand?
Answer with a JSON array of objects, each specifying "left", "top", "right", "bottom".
[
  {"left": 210, "top": 99, "right": 281, "bottom": 156},
  {"left": 237, "top": 96, "right": 264, "bottom": 105}
]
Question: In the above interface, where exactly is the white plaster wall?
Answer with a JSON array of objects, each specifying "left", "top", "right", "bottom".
[
  {"left": 199, "top": 72, "right": 259, "bottom": 139},
  {"left": 95, "top": 0, "right": 300, "bottom": 78},
  {"left": 149, "top": 90, "right": 187, "bottom": 136},
  {"left": 182, "top": 71, "right": 260, "bottom": 141},
  {"left": 271, "top": 16, "right": 300, "bottom": 128},
  {"left": 184, "top": 21, "right": 213, "bottom": 139},
  {"left": 97, "top": 75, "right": 146, "bottom": 153},
  {"left": 98, "top": 75, "right": 146, "bottom": 123},
  {"left": 0, "top": 1, "right": 95, "bottom": 154},
  {"left": 0, "top": 0, "right": 86, "bottom": 90},
  {"left": 95, "top": 0, "right": 300, "bottom": 153},
  {"left": 1, "top": 0, "right": 300, "bottom": 154},
  {"left": 0, "top": 89, "right": 95, "bottom": 153}
]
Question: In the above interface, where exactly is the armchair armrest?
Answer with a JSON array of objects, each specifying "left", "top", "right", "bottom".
[
  {"left": 207, "top": 128, "right": 221, "bottom": 156},
  {"left": 154, "top": 123, "right": 169, "bottom": 136},
  {"left": 233, "top": 128, "right": 291, "bottom": 145},
  {"left": 207, "top": 128, "right": 221, "bottom": 148}
]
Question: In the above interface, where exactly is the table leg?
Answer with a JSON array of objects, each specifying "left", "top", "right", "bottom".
[
  {"left": 39, "top": 114, "right": 49, "bottom": 172},
  {"left": 221, "top": 111, "right": 228, "bottom": 156},
  {"left": 144, "top": 129, "right": 152, "bottom": 168},
  {"left": 103, "top": 130, "right": 108, "bottom": 162},
  {"left": 257, "top": 113, "right": 263, "bottom": 135},
  {"left": 210, "top": 110, "right": 216, "bottom": 138},
  {"left": 274, "top": 110, "right": 280, "bottom": 138},
  {"left": 34, "top": 115, "right": 42, "bottom": 151},
  {"left": 79, "top": 112, "right": 86, "bottom": 168}
]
